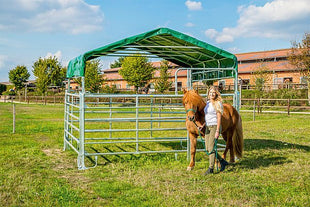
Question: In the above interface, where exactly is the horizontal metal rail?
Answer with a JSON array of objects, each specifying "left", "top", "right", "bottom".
[
  {"left": 85, "top": 106, "right": 184, "bottom": 110},
  {"left": 84, "top": 94, "right": 184, "bottom": 98},
  {"left": 85, "top": 149, "right": 188, "bottom": 156},
  {"left": 85, "top": 127, "right": 186, "bottom": 133},
  {"left": 84, "top": 111, "right": 184, "bottom": 114},
  {"left": 84, "top": 116, "right": 185, "bottom": 122},
  {"left": 85, "top": 137, "right": 187, "bottom": 141},
  {"left": 85, "top": 138, "right": 187, "bottom": 145},
  {"left": 66, "top": 92, "right": 80, "bottom": 98}
]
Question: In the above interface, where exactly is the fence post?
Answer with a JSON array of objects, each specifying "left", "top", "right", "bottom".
[
  {"left": 253, "top": 100, "right": 256, "bottom": 121},
  {"left": 287, "top": 98, "right": 290, "bottom": 115},
  {"left": 13, "top": 104, "right": 15, "bottom": 133},
  {"left": 257, "top": 98, "right": 260, "bottom": 114}
]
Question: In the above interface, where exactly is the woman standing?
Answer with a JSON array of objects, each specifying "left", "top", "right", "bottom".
[{"left": 200, "top": 86, "right": 228, "bottom": 175}]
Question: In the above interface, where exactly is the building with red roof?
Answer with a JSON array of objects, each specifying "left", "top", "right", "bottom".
[{"left": 102, "top": 48, "right": 304, "bottom": 92}]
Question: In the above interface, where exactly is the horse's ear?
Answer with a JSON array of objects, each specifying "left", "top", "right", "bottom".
[{"left": 182, "top": 88, "right": 187, "bottom": 94}]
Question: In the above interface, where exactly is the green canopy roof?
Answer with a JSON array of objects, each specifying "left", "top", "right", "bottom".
[{"left": 67, "top": 27, "right": 238, "bottom": 78}]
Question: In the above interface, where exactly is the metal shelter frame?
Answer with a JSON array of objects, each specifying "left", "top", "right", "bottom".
[{"left": 64, "top": 28, "right": 239, "bottom": 169}]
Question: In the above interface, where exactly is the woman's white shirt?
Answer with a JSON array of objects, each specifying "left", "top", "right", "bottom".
[{"left": 204, "top": 101, "right": 222, "bottom": 126}]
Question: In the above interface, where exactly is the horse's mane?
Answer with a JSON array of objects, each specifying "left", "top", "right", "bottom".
[{"left": 183, "top": 90, "right": 206, "bottom": 112}]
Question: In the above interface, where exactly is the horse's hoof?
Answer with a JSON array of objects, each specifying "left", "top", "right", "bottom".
[{"left": 187, "top": 166, "right": 194, "bottom": 171}]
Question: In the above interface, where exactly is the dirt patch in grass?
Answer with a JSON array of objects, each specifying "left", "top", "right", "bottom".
[{"left": 41, "top": 148, "right": 105, "bottom": 203}]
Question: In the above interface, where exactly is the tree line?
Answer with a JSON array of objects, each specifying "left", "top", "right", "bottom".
[
  {"left": 6, "top": 54, "right": 173, "bottom": 96},
  {"left": 5, "top": 32, "right": 310, "bottom": 98}
]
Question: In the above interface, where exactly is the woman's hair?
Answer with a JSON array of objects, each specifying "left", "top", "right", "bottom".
[{"left": 207, "top": 86, "right": 223, "bottom": 114}]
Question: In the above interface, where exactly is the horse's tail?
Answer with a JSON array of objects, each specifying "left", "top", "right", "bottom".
[{"left": 233, "top": 115, "right": 243, "bottom": 158}]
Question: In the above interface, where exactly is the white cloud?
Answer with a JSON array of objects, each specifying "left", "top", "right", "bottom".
[
  {"left": 205, "top": 0, "right": 310, "bottom": 43},
  {"left": 185, "top": 1, "right": 202, "bottom": 11},
  {"left": 45, "top": 51, "right": 62, "bottom": 60},
  {"left": 0, "top": 0, "right": 104, "bottom": 34},
  {"left": 185, "top": 22, "right": 195, "bottom": 27},
  {"left": 205, "top": 29, "right": 218, "bottom": 39}
]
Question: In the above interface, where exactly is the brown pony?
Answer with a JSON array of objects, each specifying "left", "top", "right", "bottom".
[{"left": 182, "top": 89, "right": 243, "bottom": 171}]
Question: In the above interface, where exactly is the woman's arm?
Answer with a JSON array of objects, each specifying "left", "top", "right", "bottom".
[
  {"left": 198, "top": 122, "right": 205, "bottom": 131},
  {"left": 215, "top": 112, "right": 221, "bottom": 139}
]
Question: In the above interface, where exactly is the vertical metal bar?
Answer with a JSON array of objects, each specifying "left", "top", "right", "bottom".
[
  {"left": 68, "top": 96, "right": 75, "bottom": 140},
  {"left": 68, "top": 79, "right": 71, "bottom": 92},
  {"left": 158, "top": 99, "right": 162, "bottom": 128},
  {"left": 81, "top": 76, "right": 85, "bottom": 93},
  {"left": 109, "top": 97, "right": 112, "bottom": 139},
  {"left": 150, "top": 96, "right": 153, "bottom": 138},
  {"left": 63, "top": 92, "right": 68, "bottom": 150},
  {"left": 234, "top": 69, "right": 240, "bottom": 111},
  {"left": 135, "top": 95, "right": 139, "bottom": 153},
  {"left": 175, "top": 69, "right": 180, "bottom": 95},
  {"left": 78, "top": 77, "right": 86, "bottom": 170}
]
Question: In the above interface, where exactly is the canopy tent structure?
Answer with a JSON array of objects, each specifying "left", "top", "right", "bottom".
[
  {"left": 67, "top": 27, "right": 238, "bottom": 89},
  {"left": 64, "top": 28, "right": 240, "bottom": 169}
]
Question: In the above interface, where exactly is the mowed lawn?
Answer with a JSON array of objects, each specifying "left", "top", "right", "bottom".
[{"left": 0, "top": 102, "right": 309, "bottom": 206}]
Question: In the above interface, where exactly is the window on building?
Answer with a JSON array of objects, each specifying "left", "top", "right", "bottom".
[
  {"left": 273, "top": 77, "right": 292, "bottom": 89},
  {"left": 239, "top": 79, "right": 250, "bottom": 89},
  {"left": 283, "top": 77, "right": 292, "bottom": 83},
  {"left": 273, "top": 77, "right": 283, "bottom": 89},
  {"left": 177, "top": 82, "right": 182, "bottom": 88},
  {"left": 241, "top": 79, "right": 250, "bottom": 85},
  {"left": 300, "top": 76, "right": 307, "bottom": 84}
]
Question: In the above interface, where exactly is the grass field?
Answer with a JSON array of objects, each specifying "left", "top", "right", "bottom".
[{"left": 0, "top": 102, "right": 309, "bottom": 206}]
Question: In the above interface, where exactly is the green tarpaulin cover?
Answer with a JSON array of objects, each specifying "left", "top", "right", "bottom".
[{"left": 67, "top": 27, "right": 237, "bottom": 78}]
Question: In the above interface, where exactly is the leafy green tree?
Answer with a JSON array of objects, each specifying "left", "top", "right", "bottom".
[
  {"left": 119, "top": 54, "right": 154, "bottom": 93},
  {"left": 0, "top": 84, "right": 6, "bottom": 95},
  {"left": 288, "top": 32, "right": 310, "bottom": 103},
  {"left": 75, "top": 59, "right": 104, "bottom": 93},
  {"left": 32, "top": 56, "right": 64, "bottom": 95},
  {"left": 154, "top": 60, "right": 172, "bottom": 93},
  {"left": 110, "top": 57, "right": 125, "bottom": 68},
  {"left": 8, "top": 65, "right": 30, "bottom": 94},
  {"left": 252, "top": 63, "right": 272, "bottom": 98}
]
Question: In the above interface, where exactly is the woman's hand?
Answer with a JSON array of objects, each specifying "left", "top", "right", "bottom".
[
  {"left": 198, "top": 123, "right": 205, "bottom": 132},
  {"left": 215, "top": 130, "right": 220, "bottom": 139}
]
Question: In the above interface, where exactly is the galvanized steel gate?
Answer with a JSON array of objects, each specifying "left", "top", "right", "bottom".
[{"left": 64, "top": 92, "right": 192, "bottom": 169}]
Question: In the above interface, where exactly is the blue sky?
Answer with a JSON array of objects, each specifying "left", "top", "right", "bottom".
[{"left": 0, "top": 0, "right": 310, "bottom": 82}]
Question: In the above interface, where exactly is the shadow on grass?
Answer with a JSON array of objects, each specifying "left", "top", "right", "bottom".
[
  {"left": 85, "top": 138, "right": 309, "bottom": 169},
  {"left": 229, "top": 155, "right": 292, "bottom": 171},
  {"left": 226, "top": 138, "right": 310, "bottom": 171},
  {"left": 244, "top": 138, "right": 310, "bottom": 152}
]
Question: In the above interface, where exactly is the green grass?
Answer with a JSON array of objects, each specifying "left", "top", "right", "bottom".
[{"left": 0, "top": 102, "right": 309, "bottom": 206}]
